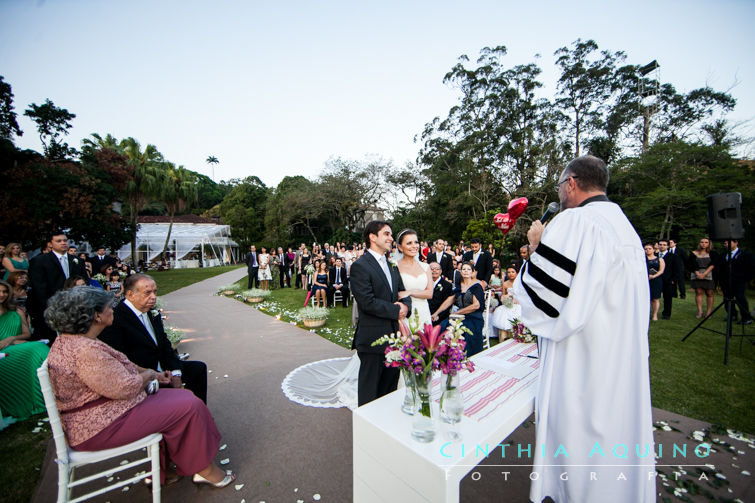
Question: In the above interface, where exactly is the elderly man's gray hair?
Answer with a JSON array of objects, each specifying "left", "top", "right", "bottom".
[{"left": 44, "top": 286, "right": 114, "bottom": 335}]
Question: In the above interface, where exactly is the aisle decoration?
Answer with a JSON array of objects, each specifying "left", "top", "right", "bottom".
[
  {"left": 296, "top": 306, "right": 329, "bottom": 328},
  {"left": 241, "top": 288, "right": 270, "bottom": 303}
]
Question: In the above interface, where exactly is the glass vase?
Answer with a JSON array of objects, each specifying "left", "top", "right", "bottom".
[
  {"left": 440, "top": 373, "right": 463, "bottom": 424},
  {"left": 411, "top": 370, "right": 435, "bottom": 442},
  {"left": 400, "top": 368, "right": 416, "bottom": 415}
]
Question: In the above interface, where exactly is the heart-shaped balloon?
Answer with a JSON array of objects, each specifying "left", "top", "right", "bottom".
[{"left": 493, "top": 197, "right": 529, "bottom": 235}]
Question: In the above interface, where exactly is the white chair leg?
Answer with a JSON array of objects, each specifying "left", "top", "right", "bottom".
[
  {"left": 59, "top": 464, "right": 70, "bottom": 502},
  {"left": 150, "top": 443, "right": 161, "bottom": 503}
]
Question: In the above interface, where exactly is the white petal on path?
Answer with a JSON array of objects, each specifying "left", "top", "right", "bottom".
[{"left": 220, "top": 458, "right": 230, "bottom": 465}]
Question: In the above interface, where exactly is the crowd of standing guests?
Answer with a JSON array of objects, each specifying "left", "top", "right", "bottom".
[{"left": 644, "top": 237, "right": 754, "bottom": 324}]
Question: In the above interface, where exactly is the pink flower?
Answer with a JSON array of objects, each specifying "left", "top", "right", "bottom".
[
  {"left": 417, "top": 323, "right": 443, "bottom": 353},
  {"left": 398, "top": 319, "right": 412, "bottom": 340}
]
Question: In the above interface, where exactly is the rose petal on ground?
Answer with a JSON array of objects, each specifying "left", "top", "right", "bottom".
[
  {"left": 32, "top": 427, "right": 41, "bottom": 433},
  {"left": 224, "top": 375, "right": 229, "bottom": 378}
]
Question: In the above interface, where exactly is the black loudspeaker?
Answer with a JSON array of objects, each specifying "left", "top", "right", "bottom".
[{"left": 707, "top": 192, "right": 744, "bottom": 240}]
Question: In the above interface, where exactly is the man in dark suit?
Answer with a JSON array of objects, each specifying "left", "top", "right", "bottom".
[
  {"left": 428, "top": 262, "right": 454, "bottom": 326},
  {"left": 89, "top": 246, "right": 116, "bottom": 271},
  {"left": 658, "top": 239, "right": 682, "bottom": 320},
  {"left": 28, "top": 231, "right": 87, "bottom": 342},
  {"left": 668, "top": 239, "right": 687, "bottom": 299},
  {"left": 718, "top": 240, "right": 754, "bottom": 324},
  {"left": 350, "top": 221, "right": 411, "bottom": 406},
  {"left": 99, "top": 274, "right": 208, "bottom": 402},
  {"left": 327, "top": 257, "right": 349, "bottom": 307},
  {"left": 275, "top": 247, "right": 288, "bottom": 288},
  {"left": 462, "top": 238, "right": 493, "bottom": 287},
  {"left": 426, "top": 239, "right": 454, "bottom": 281},
  {"left": 246, "top": 245, "right": 259, "bottom": 289}
]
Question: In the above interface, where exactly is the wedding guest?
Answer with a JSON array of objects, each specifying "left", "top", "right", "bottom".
[
  {"left": 44, "top": 287, "right": 234, "bottom": 488},
  {"left": 3, "top": 243, "right": 29, "bottom": 280},
  {"left": 645, "top": 243, "right": 665, "bottom": 321},
  {"left": 503, "top": 266, "right": 518, "bottom": 292},
  {"left": 0, "top": 279, "right": 49, "bottom": 420},
  {"left": 428, "top": 262, "right": 454, "bottom": 326},
  {"left": 106, "top": 270, "right": 123, "bottom": 300},
  {"left": 718, "top": 240, "right": 754, "bottom": 325},
  {"left": 489, "top": 265, "right": 504, "bottom": 294},
  {"left": 6, "top": 270, "right": 29, "bottom": 313},
  {"left": 311, "top": 261, "right": 329, "bottom": 307},
  {"left": 0, "top": 244, "right": 5, "bottom": 279},
  {"left": 690, "top": 237, "right": 716, "bottom": 318},
  {"left": 453, "top": 262, "right": 486, "bottom": 356},
  {"left": 487, "top": 243, "right": 496, "bottom": 259},
  {"left": 327, "top": 257, "right": 349, "bottom": 307},
  {"left": 298, "top": 246, "right": 311, "bottom": 290},
  {"left": 257, "top": 246, "right": 272, "bottom": 290}
]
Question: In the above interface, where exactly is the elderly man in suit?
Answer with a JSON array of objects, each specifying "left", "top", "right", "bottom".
[
  {"left": 28, "top": 231, "right": 87, "bottom": 343},
  {"left": 350, "top": 220, "right": 411, "bottom": 406},
  {"left": 462, "top": 238, "right": 493, "bottom": 287},
  {"left": 99, "top": 273, "right": 208, "bottom": 402},
  {"left": 428, "top": 262, "right": 454, "bottom": 326}
]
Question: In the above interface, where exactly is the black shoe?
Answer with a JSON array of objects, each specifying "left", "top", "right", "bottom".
[
  {"left": 738, "top": 319, "right": 753, "bottom": 325},
  {"left": 680, "top": 295, "right": 686, "bottom": 299},
  {"left": 661, "top": 315, "right": 670, "bottom": 320}
]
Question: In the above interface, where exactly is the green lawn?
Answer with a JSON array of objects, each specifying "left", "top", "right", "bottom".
[{"left": 150, "top": 264, "right": 244, "bottom": 294}]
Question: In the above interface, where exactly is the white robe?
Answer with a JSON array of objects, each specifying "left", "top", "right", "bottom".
[{"left": 513, "top": 200, "right": 655, "bottom": 503}]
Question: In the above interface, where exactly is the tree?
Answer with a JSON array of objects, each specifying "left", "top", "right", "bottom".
[
  {"left": 0, "top": 76, "right": 22, "bottom": 141},
  {"left": 118, "top": 137, "right": 166, "bottom": 262},
  {"left": 159, "top": 164, "right": 198, "bottom": 259},
  {"left": 206, "top": 155, "right": 219, "bottom": 180},
  {"left": 219, "top": 176, "right": 269, "bottom": 247},
  {"left": 23, "top": 99, "right": 77, "bottom": 159},
  {"left": 264, "top": 175, "right": 325, "bottom": 245},
  {"left": 554, "top": 39, "right": 625, "bottom": 157}
]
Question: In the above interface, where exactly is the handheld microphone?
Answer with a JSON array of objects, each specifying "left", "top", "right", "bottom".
[{"left": 540, "top": 202, "right": 560, "bottom": 224}]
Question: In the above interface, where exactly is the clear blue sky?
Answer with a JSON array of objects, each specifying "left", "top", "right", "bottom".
[{"left": 2, "top": 0, "right": 753, "bottom": 187}]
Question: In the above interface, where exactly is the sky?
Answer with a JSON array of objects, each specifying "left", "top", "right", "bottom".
[{"left": 2, "top": 0, "right": 754, "bottom": 188}]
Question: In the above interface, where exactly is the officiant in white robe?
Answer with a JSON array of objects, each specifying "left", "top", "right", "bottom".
[{"left": 513, "top": 156, "right": 655, "bottom": 503}]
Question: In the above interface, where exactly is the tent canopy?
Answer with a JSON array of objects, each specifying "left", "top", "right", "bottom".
[{"left": 118, "top": 223, "right": 238, "bottom": 264}]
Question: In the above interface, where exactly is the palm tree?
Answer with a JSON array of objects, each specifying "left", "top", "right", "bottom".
[
  {"left": 206, "top": 155, "right": 219, "bottom": 181},
  {"left": 120, "top": 137, "right": 165, "bottom": 264},
  {"left": 159, "top": 164, "right": 198, "bottom": 261}
]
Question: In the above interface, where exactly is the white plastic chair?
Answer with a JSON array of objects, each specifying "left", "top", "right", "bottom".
[
  {"left": 37, "top": 360, "right": 162, "bottom": 503},
  {"left": 332, "top": 288, "right": 348, "bottom": 307},
  {"left": 482, "top": 289, "right": 494, "bottom": 350}
]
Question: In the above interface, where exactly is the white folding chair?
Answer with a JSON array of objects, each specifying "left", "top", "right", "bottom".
[
  {"left": 482, "top": 289, "right": 494, "bottom": 350},
  {"left": 37, "top": 360, "right": 162, "bottom": 503},
  {"left": 332, "top": 288, "right": 348, "bottom": 307}
]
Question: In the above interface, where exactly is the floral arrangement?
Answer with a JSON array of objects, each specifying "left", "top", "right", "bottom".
[
  {"left": 296, "top": 306, "right": 329, "bottom": 321},
  {"left": 303, "top": 264, "right": 316, "bottom": 276},
  {"left": 92, "top": 273, "right": 108, "bottom": 284},
  {"left": 241, "top": 288, "right": 270, "bottom": 299},
  {"left": 118, "top": 271, "right": 128, "bottom": 279},
  {"left": 510, "top": 318, "right": 536, "bottom": 343},
  {"left": 164, "top": 325, "right": 184, "bottom": 346},
  {"left": 372, "top": 316, "right": 475, "bottom": 376},
  {"left": 217, "top": 283, "right": 242, "bottom": 295}
]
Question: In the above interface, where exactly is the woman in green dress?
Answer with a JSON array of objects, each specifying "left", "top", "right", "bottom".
[
  {"left": 2, "top": 243, "right": 29, "bottom": 281},
  {"left": 0, "top": 279, "right": 49, "bottom": 420}
]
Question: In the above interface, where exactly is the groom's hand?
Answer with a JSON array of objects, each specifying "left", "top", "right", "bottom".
[{"left": 395, "top": 302, "right": 409, "bottom": 319}]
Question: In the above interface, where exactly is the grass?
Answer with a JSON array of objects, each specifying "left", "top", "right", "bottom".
[{"left": 149, "top": 264, "right": 244, "bottom": 295}]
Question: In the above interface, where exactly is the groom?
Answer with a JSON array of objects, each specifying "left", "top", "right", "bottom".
[{"left": 350, "top": 220, "right": 411, "bottom": 406}]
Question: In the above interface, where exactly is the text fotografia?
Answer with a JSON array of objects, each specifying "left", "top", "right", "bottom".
[{"left": 439, "top": 442, "right": 711, "bottom": 460}]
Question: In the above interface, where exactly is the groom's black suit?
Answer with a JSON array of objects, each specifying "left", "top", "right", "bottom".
[
  {"left": 100, "top": 301, "right": 208, "bottom": 403},
  {"left": 350, "top": 251, "right": 411, "bottom": 406}
]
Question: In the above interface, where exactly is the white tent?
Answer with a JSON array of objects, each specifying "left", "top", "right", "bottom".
[{"left": 118, "top": 222, "right": 238, "bottom": 268}]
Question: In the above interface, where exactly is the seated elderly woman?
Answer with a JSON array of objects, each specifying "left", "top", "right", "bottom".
[
  {"left": 0, "top": 279, "right": 49, "bottom": 420},
  {"left": 44, "top": 287, "right": 235, "bottom": 488}
]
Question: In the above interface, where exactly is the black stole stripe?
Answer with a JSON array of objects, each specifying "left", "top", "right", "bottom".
[
  {"left": 535, "top": 242, "right": 576, "bottom": 275},
  {"left": 527, "top": 260, "right": 570, "bottom": 298},
  {"left": 521, "top": 263, "right": 560, "bottom": 318}
]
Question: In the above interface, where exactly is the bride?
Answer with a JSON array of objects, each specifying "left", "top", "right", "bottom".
[
  {"left": 395, "top": 229, "right": 433, "bottom": 329},
  {"left": 282, "top": 228, "right": 433, "bottom": 410}
]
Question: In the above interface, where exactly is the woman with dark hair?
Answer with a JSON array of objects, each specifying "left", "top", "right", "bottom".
[
  {"left": 257, "top": 246, "right": 272, "bottom": 290},
  {"left": 395, "top": 229, "right": 433, "bottom": 328},
  {"left": 453, "top": 261, "right": 486, "bottom": 356},
  {"left": 298, "top": 246, "right": 311, "bottom": 291},
  {"left": 6, "top": 270, "right": 29, "bottom": 313},
  {"left": 690, "top": 237, "right": 716, "bottom": 318},
  {"left": 311, "top": 261, "right": 329, "bottom": 307},
  {"left": 0, "top": 279, "right": 49, "bottom": 420},
  {"left": 645, "top": 243, "right": 665, "bottom": 321},
  {"left": 44, "top": 287, "right": 235, "bottom": 488}
]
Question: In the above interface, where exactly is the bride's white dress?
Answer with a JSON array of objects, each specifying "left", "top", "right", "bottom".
[{"left": 281, "top": 262, "right": 432, "bottom": 410}]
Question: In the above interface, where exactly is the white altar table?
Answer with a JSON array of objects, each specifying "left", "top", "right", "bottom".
[{"left": 353, "top": 340, "right": 539, "bottom": 503}]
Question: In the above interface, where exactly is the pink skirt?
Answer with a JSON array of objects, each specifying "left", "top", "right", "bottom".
[{"left": 73, "top": 388, "right": 221, "bottom": 484}]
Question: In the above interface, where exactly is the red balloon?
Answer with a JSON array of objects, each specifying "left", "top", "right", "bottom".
[
  {"left": 493, "top": 197, "right": 528, "bottom": 235},
  {"left": 508, "top": 197, "right": 528, "bottom": 219}
]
